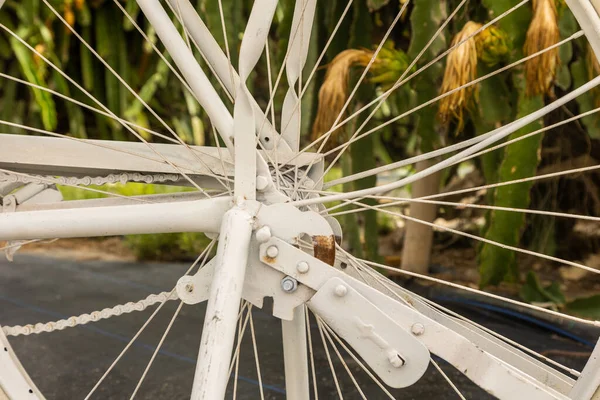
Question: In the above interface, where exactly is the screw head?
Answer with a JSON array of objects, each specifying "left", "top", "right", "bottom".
[
  {"left": 411, "top": 323, "right": 425, "bottom": 336},
  {"left": 185, "top": 283, "right": 194, "bottom": 293},
  {"left": 334, "top": 284, "right": 347, "bottom": 297},
  {"left": 296, "top": 261, "right": 309, "bottom": 274},
  {"left": 387, "top": 351, "right": 405, "bottom": 368},
  {"left": 266, "top": 246, "right": 279, "bottom": 258},
  {"left": 281, "top": 276, "right": 298, "bottom": 293},
  {"left": 255, "top": 226, "right": 272, "bottom": 243},
  {"left": 256, "top": 175, "right": 269, "bottom": 191}
]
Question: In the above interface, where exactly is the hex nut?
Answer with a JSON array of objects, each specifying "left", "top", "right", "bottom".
[
  {"left": 281, "top": 276, "right": 298, "bottom": 293},
  {"left": 256, "top": 176, "right": 269, "bottom": 191}
]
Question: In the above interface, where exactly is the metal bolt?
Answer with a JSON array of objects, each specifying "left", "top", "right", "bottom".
[
  {"left": 302, "top": 178, "right": 315, "bottom": 189},
  {"left": 266, "top": 246, "right": 279, "bottom": 258},
  {"left": 296, "top": 261, "right": 309, "bottom": 274},
  {"left": 255, "top": 226, "right": 272, "bottom": 243},
  {"left": 411, "top": 323, "right": 425, "bottom": 336},
  {"left": 256, "top": 175, "right": 269, "bottom": 191},
  {"left": 387, "top": 351, "right": 405, "bottom": 368},
  {"left": 334, "top": 284, "right": 347, "bottom": 297},
  {"left": 281, "top": 276, "right": 298, "bottom": 293},
  {"left": 185, "top": 283, "right": 194, "bottom": 293}
]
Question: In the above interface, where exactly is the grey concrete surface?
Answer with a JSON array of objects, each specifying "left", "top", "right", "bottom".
[{"left": 0, "top": 254, "right": 593, "bottom": 399}]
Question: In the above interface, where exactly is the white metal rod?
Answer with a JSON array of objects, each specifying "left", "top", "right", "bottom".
[
  {"left": 191, "top": 206, "right": 253, "bottom": 400},
  {"left": 282, "top": 306, "right": 310, "bottom": 400},
  {"left": 165, "top": 0, "right": 289, "bottom": 151},
  {"left": 136, "top": 0, "right": 234, "bottom": 152},
  {"left": 0, "top": 197, "right": 231, "bottom": 240}
]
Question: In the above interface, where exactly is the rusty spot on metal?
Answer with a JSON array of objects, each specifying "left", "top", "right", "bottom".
[
  {"left": 312, "top": 235, "right": 335, "bottom": 266},
  {"left": 263, "top": 255, "right": 276, "bottom": 264}
]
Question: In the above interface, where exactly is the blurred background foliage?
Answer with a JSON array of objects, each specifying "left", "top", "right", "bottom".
[{"left": 2, "top": 0, "right": 600, "bottom": 312}]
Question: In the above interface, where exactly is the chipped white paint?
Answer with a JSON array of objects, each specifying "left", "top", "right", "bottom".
[{"left": 191, "top": 206, "right": 254, "bottom": 400}]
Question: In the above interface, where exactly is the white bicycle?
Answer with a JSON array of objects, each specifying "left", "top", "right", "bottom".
[{"left": 1, "top": 0, "right": 600, "bottom": 399}]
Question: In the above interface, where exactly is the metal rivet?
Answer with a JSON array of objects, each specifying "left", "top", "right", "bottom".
[
  {"left": 255, "top": 226, "right": 272, "bottom": 243},
  {"left": 411, "top": 323, "right": 425, "bottom": 336},
  {"left": 281, "top": 276, "right": 298, "bottom": 293},
  {"left": 296, "top": 261, "right": 309, "bottom": 274},
  {"left": 256, "top": 175, "right": 269, "bottom": 191},
  {"left": 334, "top": 284, "right": 347, "bottom": 297},
  {"left": 266, "top": 246, "right": 279, "bottom": 258}
]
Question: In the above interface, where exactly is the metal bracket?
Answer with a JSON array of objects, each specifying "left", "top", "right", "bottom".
[
  {"left": 258, "top": 237, "right": 570, "bottom": 399},
  {"left": 178, "top": 202, "right": 333, "bottom": 320},
  {"left": 256, "top": 202, "right": 335, "bottom": 265},
  {"left": 308, "top": 276, "right": 429, "bottom": 388}
]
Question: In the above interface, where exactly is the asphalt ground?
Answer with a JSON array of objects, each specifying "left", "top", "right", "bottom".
[{"left": 0, "top": 254, "right": 596, "bottom": 399}]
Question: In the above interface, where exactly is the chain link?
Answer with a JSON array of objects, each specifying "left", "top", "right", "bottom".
[
  {"left": 0, "top": 172, "right": 183, "bottom": 187},
  {"left": 2, "top": 291, "right": 179, "bottom": 336},
  {"left": 0, "top": 171, "right": 186, "bottom": 336}
]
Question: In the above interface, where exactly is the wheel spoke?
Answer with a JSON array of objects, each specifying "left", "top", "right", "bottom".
[
  {"left": 289, "top": 0, "right": 410, "bottom": 199},
  {"left": 328, "top": 194, "right": 600, "bottom": 223},
  {"left": 83, "top": 241, "right": 215, "bottom": 399},
  {"left": 317, "top": 315, "right": 367, "bottom": 400},
  {"left": 315, "top": 314, "right": 344, "bottom": 399},
  {"left": 318, "top": 314, "right": 396, "bottom": 399},
  {"left": 344, "top": 197, "right": 600, "bottom": 277},
  {"left": 319, "top": 30, "right": 583, "bottom": 181},
  {"left": 232, "top": 302, "right": 244, "bottom": 400},
  {"left": 227, "top": 302, "right": 252, "bottom": 378},
  {"left": 325, "top": 94, "right": 594, "bottom": 189},
  {"left": 0, "top": 71, "right": 179, "bottom": 144},
  {"left": 306, "top": 0, "right": 469, "bottom": 190},
  {"left": 248, "top": 306, "right": 265, "bottom": 400},
  {"left": 129, "top": 300, "right": 185, "bottom": 400},
  {"left": 431, "top": 359, "right": 466, "bottom": 400},
  {"left": 283, "top": 0, "right": 530, "bottom": 170},
  {"left": 0, "top": 119, "right": 234, "bottom": 184},
  {"left": 302, "top": 306, "right": 320, "bottom": 400},
  {"left": 323, "top": 160, "right": 600, "bottom": 219},
  {"left": 292, "top": 74, "right": 600, "bottom": 208},
  {"left": 353, "top": 249, "right": 599, "bottom": 327},
  {"left": 50, "top": 0, "right": 233, "bottom": 194},
  {"left": 344, "top": 253, "right": 582, "bottom": 381},
  {"left": 0, "top": 22, "right": 218, "bottom": 197}
]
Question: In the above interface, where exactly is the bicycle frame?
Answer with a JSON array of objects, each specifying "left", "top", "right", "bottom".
[{"left": 4, "top": 0, "right": 600, "bottom": 399}]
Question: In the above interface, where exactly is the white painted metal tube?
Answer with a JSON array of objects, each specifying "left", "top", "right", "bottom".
[
  {"left": 0, "top": 197, "right": 232, "bottom": 240},
  {"left": 164, "top": 0, "right": 289, "bottom": 151},
  {"left": 136, "top": 0, "right": 234, "bottom": 152},
  {"left": 282, "top": 307, "right": 310, "bottom": 400},
  {"left": 191, "top": 206, "right": 253, "bottom": 400}
]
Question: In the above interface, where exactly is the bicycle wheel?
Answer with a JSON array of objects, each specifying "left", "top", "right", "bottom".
[{"left": 1, "top": 0, "right": 600, "bottom": 399}]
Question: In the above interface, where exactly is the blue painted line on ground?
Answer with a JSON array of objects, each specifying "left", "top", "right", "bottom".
[
  {"left": 0, "top": 294, "right": 286, "bottom": 395},
  {"left": 434, "top": 295, "right": 595, "bottom": 347}
]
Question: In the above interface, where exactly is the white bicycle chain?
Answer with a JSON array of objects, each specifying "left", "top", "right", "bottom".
[
  {"left": 0, "top": 171, "right": 183, "bottom": 186},
  {"left": 2, "top": 291, "right": 179, "bottom": 337},
  {"left": 1, "top": 171, "right": 186, "bottom": 337}
]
